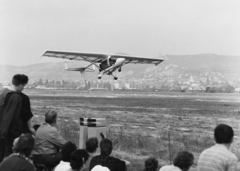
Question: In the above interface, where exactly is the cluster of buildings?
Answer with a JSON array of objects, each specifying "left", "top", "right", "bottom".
[{"left": 0, "top": 65, "right": 240, "bottom": 93}]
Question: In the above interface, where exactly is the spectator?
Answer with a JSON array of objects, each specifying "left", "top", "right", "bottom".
[
  {"left": 0, "top": 134, "right": 35, "bottom": 171},
  {"left": 70, "top": 149, "right": 89, "bottom": 171},
  {"left": 0, "top": 74, "right": 29, "bottom": 162},
  {"left": 143, "top": 157, "right": 159, "bottom": 171},
  {"left": 160, "top": 151, "right": 194, "bottom": 171},
  {"left": 197, "top": 124, "right": 240, "bottom": 171},
  {"left": 32, "top": 110, "right": 66, "bottom": 168},
  {"left": 85, "top": 137, "right": 99, "bottom": 171},
  {"left": 54, "top": 141, "right": 77, "bottom": 171},
  {"left": 89, "top": 138, "right": 126, "bottom": 171}
]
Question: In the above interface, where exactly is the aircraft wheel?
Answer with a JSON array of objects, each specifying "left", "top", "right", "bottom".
[
  {"left": 98, "top": 77, "right": 102, "bottom": 79},
  {"left": 118, "top": 68, "right": 121, "bottom": 72},
  {"left": 114, "top": 77, "right": 118, "bottom": 80}
]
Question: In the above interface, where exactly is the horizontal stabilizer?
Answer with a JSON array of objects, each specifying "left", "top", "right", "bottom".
[{"left": 64, "top": 62, "right": 95, "bottom": 72}]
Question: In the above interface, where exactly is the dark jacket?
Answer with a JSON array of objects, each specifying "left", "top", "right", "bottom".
[
  {"left": 19, "top": 92, "right": 33, "bottom": 133},
  {"left": 0, "top": 88, "right": 22, "bottom": 138},
  {"left": 90, "top": 154, "right": 126, "bottom": 171}
]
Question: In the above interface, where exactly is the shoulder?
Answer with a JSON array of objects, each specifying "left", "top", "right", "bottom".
[
  {"left": 19, "top": 92, "right": 30, "bottom": 100},
  {"left": 9, "top": 92, "right": 22, "bottom": 101},
  {"left": 110, "top": 156, "right": 126, "bottom": 165}
]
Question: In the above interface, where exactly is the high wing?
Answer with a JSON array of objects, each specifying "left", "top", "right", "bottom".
[{"left": 42, "top": 51, "right": 164, "bottom": 65}]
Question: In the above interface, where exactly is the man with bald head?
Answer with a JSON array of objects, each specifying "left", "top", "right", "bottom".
[{"left": 32, "top": 110, "right": 66, "bottom": 169}]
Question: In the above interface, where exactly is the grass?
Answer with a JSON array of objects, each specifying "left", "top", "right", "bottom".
[{"left": 28, "top": 89, "right": 240, "bottom": 171}]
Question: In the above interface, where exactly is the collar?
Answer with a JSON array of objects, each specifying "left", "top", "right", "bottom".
[
  {"left": 60, "top": 161, "right": 70, "bottom": 165},
  {"left": 215, "top": 143, "right": 230, "bottom": 150}
]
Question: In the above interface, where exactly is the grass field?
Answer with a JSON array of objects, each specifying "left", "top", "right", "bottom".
[{"left": 26, "top": 89, "right": 240, "bottom": 171}]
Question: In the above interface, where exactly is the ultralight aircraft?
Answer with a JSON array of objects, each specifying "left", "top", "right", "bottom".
[{"left": 42, "top": 51, "right": 164, "bottom": 80}]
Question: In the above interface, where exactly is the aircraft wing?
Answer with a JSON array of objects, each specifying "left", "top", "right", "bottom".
[
  {"left": 42, "top": 51, "right": 164, "bottom": 65},
  {"left": 110, "top": 54, "right": 164, "bottom": 65},
  {"left": 42, "top": 51, "right": 110, "bottom": 63}
]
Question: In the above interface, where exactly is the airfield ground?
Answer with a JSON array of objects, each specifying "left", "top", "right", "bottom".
[{"left": 26, "top": 89, "right": 240, "bottom": 171}]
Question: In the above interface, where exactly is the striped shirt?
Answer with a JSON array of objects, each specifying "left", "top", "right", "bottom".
[{"left": 197, "top": 144, "right": 240, "bottom": 171}]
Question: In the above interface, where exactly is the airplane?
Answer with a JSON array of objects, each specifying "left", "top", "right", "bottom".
[{"left": 42, "top": 51, "right": 164, "bottom": 80}]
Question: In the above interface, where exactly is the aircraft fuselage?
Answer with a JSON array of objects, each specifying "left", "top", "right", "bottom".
[{"left": 98, "top": 57, "right": 125, "bottom": 79}]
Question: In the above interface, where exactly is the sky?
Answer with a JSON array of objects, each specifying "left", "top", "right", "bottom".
[{"left": 0, "top": 0, "right": 240, "bottom": 66}]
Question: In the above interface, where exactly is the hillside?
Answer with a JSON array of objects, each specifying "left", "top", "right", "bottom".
[{"left": 0, "top": 54, "right": 240, "bottom": 86}]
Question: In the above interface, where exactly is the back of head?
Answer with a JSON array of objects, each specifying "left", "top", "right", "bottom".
[
  {"left": 15, "top": 133, "right": 35, "bottom": 157},
  {"left": 173, "top": 151, "right": 194, "bottom": 171},
  {"left": 144, "top": 157, "right": 158, "bottom": 171},
  {"left": 45, "top": 110, "right": 57, "bottom": 124},
  {"left": 70, "top": 149, "right": 89, "bottom": 170},
  {"left": 62, "top": 141, "right": 77, "bottom": 162},
  {"left": 12, "top": 74, "right": 29, "bottom": 86},
  {"left": 100, "top": 139, "right": 112, "bottom": 156},
  {"left": 214, "top": 124, "right": 234, "bottom": 144},
  {"left": 86, "top": 137, "right": 99, "bottom": 153}
]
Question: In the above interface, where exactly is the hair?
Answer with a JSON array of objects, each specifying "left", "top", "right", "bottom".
[
  {"left": 62, "top": 141, "right": 77, "bottom": 162},
  {"left": 70, "top": 149, "right": 89, "bottom": 170},
  {"left": 15, "top": 134, "right": 35, "bottom": 157},
  {"left": 45, "top": 110, "right": 57, "bottom": 124},
  {"left": 144, "top": 157, "right": 159, "bottom": 171},
  {"left": 12, "top": 74, "right": 29, "bottom": 86},
  {"left": 214, "top": 124, "right": 234, "bottom": 144},
  {"left": 85, "top": 137, "right": 98, "bottom": 153},
  {"left": 173, "top": 151, "right": 194, "bottom": 171},
  {"left": 100, "top": 139, "right": 112, "bottom": 156}
]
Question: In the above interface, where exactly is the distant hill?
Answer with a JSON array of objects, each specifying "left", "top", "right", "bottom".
[{"left": 0, "top": 54, "right": 240, "bottom": 83}]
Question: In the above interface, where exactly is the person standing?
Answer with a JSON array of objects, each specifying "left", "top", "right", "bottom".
[{"left": 0, "top": 74, "right": 29, "bottom": 162}]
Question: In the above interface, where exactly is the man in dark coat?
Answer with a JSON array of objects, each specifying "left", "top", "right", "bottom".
[
  {"left": 0, "top": 74, "right": 29, "bottom": 162},
  {"left": 89, "top": 138, "right": 126, "bottom": 171}
]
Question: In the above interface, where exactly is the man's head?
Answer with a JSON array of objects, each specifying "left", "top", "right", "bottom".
[
  {"left": 12, "top": 74, "right": 28, "bottom": 92},
  {"left": 144, "top": 157, "right": 159, "bottom": 171},
  {"left": 62, "top": 141, "right": 77, "bottom": 162},
  {"left": 70, "top": 149, "right": 89, "bottom": 171},
  {"left": 45, "top": 110, "right": 57, "bottom": 125},
  {"left": 86, "top": 137, "right": 98, "bottom": 154},
  {"left": 214, "top": 124, "right": 234, "bottom": 144},
  {"left": 100, "top": 139, "right": 112, "bottom": 156},
  {"left": 15, "top": 134, "right": 35, "bottom": 157},
  {"left": 173, "top": 151, "right": 194, "bottom": 171}
]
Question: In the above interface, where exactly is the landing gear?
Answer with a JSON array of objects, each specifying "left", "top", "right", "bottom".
[
  {"left": 98, "top": 73, "right": 102, "bottom": 79},
  {"left": 114, "top": 76, "right": 118, "bottom": 80},
  {"left": 118, "top": 68, "right": 121, "bottom": 72}
]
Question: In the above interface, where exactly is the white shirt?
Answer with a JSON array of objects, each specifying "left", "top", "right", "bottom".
[
  {"left": 198, "top": 144, "right": 240, "bottom": 171},
  {"left": 159, "top": 165, "right": 182, "bottom": 171},
  {"left": 54, "top": 161, "right": 71, "bottom": 171}
]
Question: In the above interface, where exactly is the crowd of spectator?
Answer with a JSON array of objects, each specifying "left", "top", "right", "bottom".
[{"left": 1, "top": 74, "right": 240, "bottom": 171}]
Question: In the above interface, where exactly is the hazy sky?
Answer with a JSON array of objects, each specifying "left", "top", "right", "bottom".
[{"left": 1, "top": 0, "right": 240, "bottom": 66}]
